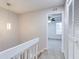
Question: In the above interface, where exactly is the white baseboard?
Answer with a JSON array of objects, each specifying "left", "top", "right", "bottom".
[{"left": 37, "top": 48, "right": 48, "bottom": 57}]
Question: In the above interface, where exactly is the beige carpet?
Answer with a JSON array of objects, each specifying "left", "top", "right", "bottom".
[
  {"left": 38, "top": 50, "right": 64, "bottom": 59},
  {"left": 48, "top": 39, "right": 61, "bottom": 51},
  {"left": 38, "top": 39, "right": 65, "bottom": 59}
]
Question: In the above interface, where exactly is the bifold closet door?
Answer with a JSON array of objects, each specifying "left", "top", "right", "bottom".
[
  {"left": 68, "top": 0, "right": 74, "bottom": 59},
  {"left": 74, "top": 0, "right": 79, "bottom": 59}
]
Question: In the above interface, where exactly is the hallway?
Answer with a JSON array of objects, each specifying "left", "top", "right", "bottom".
[
  {"left": 48, "top": 39, "right": 61, "bottom": 51},
  {"left": 1, "top": 0, "right": 79, "bottom": 59},
  {"left": 38, "top": 39, "right": 65, "bottom": 59},
  {"left": 39, "top": 50, "right": 64, "bottom": 59}
]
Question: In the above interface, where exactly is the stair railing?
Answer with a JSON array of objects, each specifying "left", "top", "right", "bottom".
[{"left": 0, "top": 38, "right": 39, "bottom": 59}]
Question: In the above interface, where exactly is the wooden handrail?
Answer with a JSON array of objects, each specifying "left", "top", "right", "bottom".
[{"left": 0, "top": 38, "right": 39, "bottom": 59}]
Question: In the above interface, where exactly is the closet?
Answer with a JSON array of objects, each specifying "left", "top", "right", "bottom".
[{"left": 66, "top": 0, "right": 79, "bottom": 59}]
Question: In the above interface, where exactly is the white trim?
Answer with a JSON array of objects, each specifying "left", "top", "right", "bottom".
[
  {"left": 37, "top": 48, "right": 48, "bottom": 56},
  {"left": 47, "top": 11, "right": 65, "bottom": 53},
  {"left": 67, "top": 0, "right": 72, "bottom": 7}
]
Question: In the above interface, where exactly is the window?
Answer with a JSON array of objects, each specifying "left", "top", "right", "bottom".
[{"left": 56, "top": 22, "right": 62, "bottom": 34}]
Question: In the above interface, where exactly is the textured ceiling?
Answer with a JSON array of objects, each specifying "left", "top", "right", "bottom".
[{"left": 0, "top": 0, "right": 65, "bottom": 14}]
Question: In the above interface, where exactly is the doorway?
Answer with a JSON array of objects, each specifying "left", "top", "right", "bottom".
[{"left": 48, "top": 13, "right": 62, "bottom": 51}]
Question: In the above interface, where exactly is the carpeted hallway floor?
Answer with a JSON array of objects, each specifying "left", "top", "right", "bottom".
[
  {"left": 39, "top": 50, "right": 64, "bottom": 59},
  {"left": 48, "top": 39, "right": 61, "bottom": 51},
  {"left": 38, "top": 39, "right": 65, "bottom": 59}
]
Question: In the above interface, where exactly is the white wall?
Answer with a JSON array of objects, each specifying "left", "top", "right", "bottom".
[
  {"left": 0, "top": 7, "right": 20, "bottom": 51},
  {"left": 19, "top": 7, "right": 64, "bottom": 51}
]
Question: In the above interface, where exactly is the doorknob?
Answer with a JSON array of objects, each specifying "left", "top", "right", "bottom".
[
  {"left": 74, "top": 40, "right": 79, "bottom": 44},
  {"left": 74, "top": 40, "right": 79, "bottom": 48},
  {"left": 75, "top": 41, "right": 78, "bottom": 44}
]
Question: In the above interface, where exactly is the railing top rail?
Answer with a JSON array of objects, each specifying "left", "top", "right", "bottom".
[{"left": 0, "top": 38, "right": 39, "bottom": 59}]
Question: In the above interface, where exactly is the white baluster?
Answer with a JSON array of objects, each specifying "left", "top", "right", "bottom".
[
  {"left": 24, "top": 50, "right": 28, "bottom": 59},
  {"left": 35, "top": 44, "right": 38, "bottom": 59},
  {"left": 0, "top": 38, "right": 39, "bottom": 59}
]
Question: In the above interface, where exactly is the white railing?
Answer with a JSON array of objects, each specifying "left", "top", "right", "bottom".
[{"left": 0, "top": 38, "right": 39, "bottom": 59}]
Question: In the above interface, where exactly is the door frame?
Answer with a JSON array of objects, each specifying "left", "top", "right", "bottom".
[
  {"left": 47, "top": 11, "right": 64, "bottom": 53},
  {"left": 67, "top": 0, "right": 75, "bottom": 59}
]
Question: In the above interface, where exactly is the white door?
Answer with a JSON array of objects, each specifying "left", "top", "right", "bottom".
[
  {"left": 74, "top": 19, "right": 79, "bottom": 59},
  {"left": 68, "top": 0, "right": 74, "bottom": 59},
  {"left": 66, "top": 0, "right": 79, "bottom": 59},
  {"left": 74, "top": 0, "right": 79, "bottom": 59}
]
